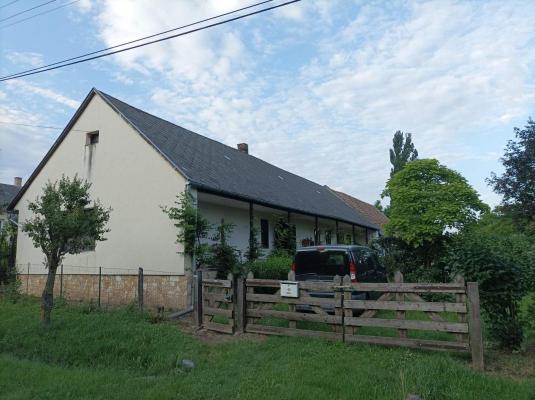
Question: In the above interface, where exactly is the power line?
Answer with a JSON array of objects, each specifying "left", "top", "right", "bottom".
[
  {"left": 0, "top": 0, "right": 80, "bottom": 29},
  {"left": 0, "top": 120, "right": 90, "bottom": 132},
  {"left": 1, "top": 0, "right": 272, "bottom": 78},
  {"left": 0, "top": 0, "right": 56, "bottom": 23},
  {"left": 0, "top": 0, "right": 22, "bottom": 10},
  {"left": 0, "top": 0, "right": 301, "bottom": 82}
]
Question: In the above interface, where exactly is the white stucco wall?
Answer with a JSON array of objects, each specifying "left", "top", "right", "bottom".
[{"left": 14, "top": 94, "right": 188, "bottom": 275}]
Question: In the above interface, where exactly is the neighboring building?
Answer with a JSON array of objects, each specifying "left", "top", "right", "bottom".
[
  {"left": 332, "top": 190, "right": 389, "bottom": 232},
  {"left": 9, "top": 88, "right": 380, "bottom": 310},
  {"left": 0, "top": 178, "right": 21, "bottom": 232}
]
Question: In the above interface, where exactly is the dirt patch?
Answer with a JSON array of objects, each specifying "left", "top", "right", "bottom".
[
  {"left": 485, "top": 348, "right": 535, "bottom": 380},
  {"left": 170, "top": 314, "right": 267, "bottom": 344}
]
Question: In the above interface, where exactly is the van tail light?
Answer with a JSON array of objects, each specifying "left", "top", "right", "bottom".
[
  {"left": 349, "top": 261, "right": 357, "bottom": 282},
  {"left": 291, "top": 262, "right": 296, "bottom": 272}
]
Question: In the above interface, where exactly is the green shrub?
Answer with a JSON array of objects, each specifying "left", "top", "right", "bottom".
[
  {"left": 444, "top": 229, "right": 534, "bottom": 350},
  {"left": 248, "top": 253, "right": 293, "bottom": 280}
]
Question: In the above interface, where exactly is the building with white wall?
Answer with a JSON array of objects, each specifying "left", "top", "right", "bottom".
[{"left": 9, "top": 88, "right": 383, "bottom": 310}]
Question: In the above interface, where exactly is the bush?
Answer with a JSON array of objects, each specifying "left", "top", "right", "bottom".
[
  {"left": 444, "top": 228, "right": 534, "bottom": 349},
  {"left": 248, "top": 253, "right": 293, "bottom": 280}
]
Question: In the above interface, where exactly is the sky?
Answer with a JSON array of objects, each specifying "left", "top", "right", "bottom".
[{"left": 0, "top": 0, "right": 534, "bottom": 207}]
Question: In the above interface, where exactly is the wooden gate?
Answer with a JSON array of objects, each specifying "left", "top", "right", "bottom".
[{"left": 198, "top": 272, "right": 235, "bottom": 334}]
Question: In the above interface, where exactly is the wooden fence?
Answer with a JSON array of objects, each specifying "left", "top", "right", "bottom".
[{"left": 195, "top": 270, "right": 484, "bottom": 370}]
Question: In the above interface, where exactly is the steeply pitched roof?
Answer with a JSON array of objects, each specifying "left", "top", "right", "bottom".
[
  {"left": 0, "top": 183, "right": 19, "bottom": 210},
  {"left": 332, "top": 190, "right": 389, "bottom": 230},
  {"left": 10, "top": 88, "right": 379, "bottom": 230}
]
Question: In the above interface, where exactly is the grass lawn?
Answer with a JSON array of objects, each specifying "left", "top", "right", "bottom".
[{"left": 0, "top": 298, "right": 533, "bottom": 400}]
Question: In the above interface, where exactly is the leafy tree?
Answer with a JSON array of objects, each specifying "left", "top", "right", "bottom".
[
  {"left": 22, "top": 176, "right": 110, "bottom": 324},
  {"left": 385, "top": 159, "right": 488, "bottom": 272},
  {"left": 389, "top": 130, "right": 418, "bottom": 177},
  {"left": 245, "top": 225, "right": 262, "bottom": 262},
  {"left": 210, "top": 220, "right": 239, "bottom": 277},
  {"left": 445, "top": 221, "right": 534, "bottom": 349},
  {"left": 273, "top": 217, "right": 296, "bottom": 255},
  {"left": 488, "top": 118, "right": 535, "bottom": 236},
  {"left": 162, "top": 192, "right": 212, "bottom": 269}
]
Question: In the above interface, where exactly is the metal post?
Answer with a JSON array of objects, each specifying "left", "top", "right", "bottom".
[
  {"left": 138, "top": 267, "right": 144, "bottom": 311},
  {"left": 59, "top": 263, "right": 64, "bottom": 299},
  {"left": 335, "top": 220, "right": 339, "bottom": 244},
  {"left": 314, "top": 216, "right": 319, "bottom": 245},
  {"left": 365, "top": 227, "right": 369, "bottom": 244},
  {"left": 352, "top": 225, "right": 356, "bottom": 245},
  {"left": 98, "top": 266, "right": 102, "bottom": 308},
  {"left": 26, "top": 262, "right": 30, "bottom": 294},
  {"left": 194, "top": 270, "right": 203, "bottom": 327},
  {"left": 248, "top": 203, "right": 254, "bottom": 252}
]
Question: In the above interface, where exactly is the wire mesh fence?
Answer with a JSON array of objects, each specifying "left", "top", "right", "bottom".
[{"left": 15, "top": 263, "right": 189, "bottom": 311}]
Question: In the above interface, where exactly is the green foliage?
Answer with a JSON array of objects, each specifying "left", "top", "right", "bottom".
[
  {"left": 389, "top": 130, "right": 418, "bottom": 177},
  {"left": 209, "top": 220, "right": 240, "bottom": 277},
  {"left": 0, "top": 299, "right": 534, "bottom": 399},
  {"left": 444, "top": 222, "right": 535, "bottom": 349},
  {"left": 488, "top": 118, "right": 535, "bottom": 236},
  {"left": 245, "top": 225, "right": 262, "bottom": 262},
  {"left": 162, "top": 192, "right": 212, "bottom": 268},
  {"left": 248, "top": 253, "right": 293, "bottom": 280},
  {"left": 0, "top": 226, "right": 14, "bottom": 285},
  {"left": 385, "top": 159, "right": 488, "bottom": 247},
  {"left": 23, "top": 176, "right": 111, "bottom": 265},
  {"left": 273, "top": 217, "right": 296, "bottom": 256}
]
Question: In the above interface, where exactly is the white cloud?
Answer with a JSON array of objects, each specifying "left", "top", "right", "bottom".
[
  {"left": 7, "top": 81, "right": 80, "bottom": 109},
  {"left": 5, "top": 51, "right": 44, "bottom": 68}
]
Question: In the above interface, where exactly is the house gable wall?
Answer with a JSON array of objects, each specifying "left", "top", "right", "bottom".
[{"left": 14, "top": 94, "right": 188, "bottom": 275}]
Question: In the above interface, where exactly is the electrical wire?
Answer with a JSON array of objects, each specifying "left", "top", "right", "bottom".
[
  {"left": 0, "top": 0, "right": 301, "bottom": 82},
  {"left": 1, "top": 0, "right": 273, "bottom": 79},
  {"left": 0, "top": 0, "right": 80, "bottom": 29},
  {"left": 0, "top": 0, "right": 56, "bottom": 23}
]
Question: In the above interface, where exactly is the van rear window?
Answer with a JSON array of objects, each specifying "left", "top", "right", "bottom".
[{"left": 294, "top": 250, "right": 348, "bottom": 276}]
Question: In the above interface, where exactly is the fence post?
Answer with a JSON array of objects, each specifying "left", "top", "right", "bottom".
[
  {"left": 138, "top": 267, "right": 144, "bottom": 311},
  {"left": 194, "top": 270, "right": 203, "bottom": 328},
  {"left": 26, "top": 262, "right": 30, "bottom": 294},
  {"left": 454, "top": 274, "right": 467, "bottom": 343},
  {"left": 98, "top": 267, "right": 102, "bottom": 308},
  {"left": 246, "top": 271, "right": 255, "bottom": 328},
  {"left": 333, "top": 275, "right": 343, "bottom": 339},
  {"left": 342, "top": 275, "right": 352, "bottom": 338},
  {"left": 467, "top": 282, "right": 484, "bottom": 371},
  {"left": 235, "top": 273, "right": 245, "bottom": 334},
  {"left": 394, "top": 271, "right": 407, "bottom": 338},
  {"left": 59, "top": 263, "right": 64, "bottom": 299},
  {"left": 288, "top": 270, "right": 296, "bottom": 329}
]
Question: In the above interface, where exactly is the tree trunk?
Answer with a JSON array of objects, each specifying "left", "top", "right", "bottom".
[{"left": 41, "top": 260, "right": 58, "bottom": 325}]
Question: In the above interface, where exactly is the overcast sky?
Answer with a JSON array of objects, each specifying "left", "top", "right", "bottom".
[{"left": 1, "top": 0, "right": 534, "bottom": 207}]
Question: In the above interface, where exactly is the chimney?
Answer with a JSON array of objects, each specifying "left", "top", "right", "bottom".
[
  {"left": 237, "top": 143, "right": 248, "bottom": 154},
  {"left": 14, "top": 177, "right": 22, "bottom": 187}
]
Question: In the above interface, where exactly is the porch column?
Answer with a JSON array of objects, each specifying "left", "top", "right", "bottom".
[
  {"left": 352, "top": 225, "right": 356, "bottom": 245},
  {"left": 365, "top": 227, "right": 369, "bottom": 244},
  {"left": 314, "top": 216, "right": 319, "bottom": 245},
  {"left": 249, "top": 203, "right": 254, "bottom": 249},
  {"left": 335, "top": 220, "right": 339, "bottom": 244}
]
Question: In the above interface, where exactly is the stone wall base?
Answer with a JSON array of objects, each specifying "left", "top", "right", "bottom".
[{"left": 19, "top": 273, "right": 190, "bottom": 311}]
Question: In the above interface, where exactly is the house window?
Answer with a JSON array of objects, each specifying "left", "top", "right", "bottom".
[
  {"left": 260, "top": 219, "right": 269, "bottom": 248},
  {"left": 86, "top": 131, "right": 99, "bottom": 145}
]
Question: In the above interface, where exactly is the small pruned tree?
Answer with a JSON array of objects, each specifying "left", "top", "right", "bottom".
[
  {"left": 162, "top": 192, "right": 212, "bottom": 269},
  {"left": 22, "top": 176, "right": 110, "bottom": 324},
  {"left": 245, "top": 225, "right": 262, "bottom": 262}
]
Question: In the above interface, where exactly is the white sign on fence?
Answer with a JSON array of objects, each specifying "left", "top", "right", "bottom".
[{"left": 280, "top": 281, "right": 299, "bottom": 298}]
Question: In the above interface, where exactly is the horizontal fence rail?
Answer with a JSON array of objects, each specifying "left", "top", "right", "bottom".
[{"left": 195, "top": 270, "right": 484, "bottom": 370}]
